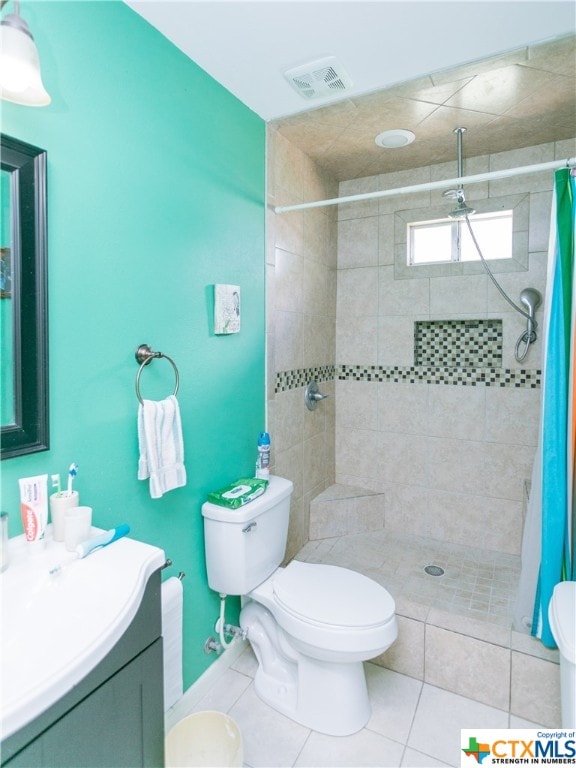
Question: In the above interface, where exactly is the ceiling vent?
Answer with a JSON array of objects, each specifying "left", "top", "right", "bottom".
[{"left": 284, "top": 56, "right": 353, "bottom": 100}]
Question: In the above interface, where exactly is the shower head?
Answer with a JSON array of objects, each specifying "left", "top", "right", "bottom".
[
  {"left": 443, "top": 188, "right": 476, "bottom": 219},
  {"left": 520, "top": 288, "right": 542, "bottom": 315},
  {"left": 448, "top": 200, "right": 476, "bottom": 219}
]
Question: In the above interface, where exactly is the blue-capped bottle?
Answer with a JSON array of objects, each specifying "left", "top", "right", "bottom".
[{"left": 256, "top": 432, "right": 270, "bottom": 480}]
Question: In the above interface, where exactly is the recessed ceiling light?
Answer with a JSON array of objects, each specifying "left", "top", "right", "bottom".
[{"left": 375, "top": 129, "right": 416, "bottom": 149}]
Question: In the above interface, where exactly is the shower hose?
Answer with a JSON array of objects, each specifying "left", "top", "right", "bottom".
[{"left": 463, "top": 216, "right": 536, "bottom": 363}]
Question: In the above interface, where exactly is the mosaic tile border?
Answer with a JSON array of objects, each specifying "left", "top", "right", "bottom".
[
  {"left": 275, "top": 364, "right": 541, "bottom": 392},
  {"left": 275, "top": 365, "right": 335, "bottom": 393},
  {"left": 337, "top": 365, "right": 541, "bottom": 388}
]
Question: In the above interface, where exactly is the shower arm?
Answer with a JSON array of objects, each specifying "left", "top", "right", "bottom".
[{"left": 455, "top": 127, "right": 465, "bottom": 194}]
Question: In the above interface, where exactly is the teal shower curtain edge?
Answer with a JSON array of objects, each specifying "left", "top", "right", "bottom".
[{"left": 532, "top": 168, "right": 575, "bottom": 647}]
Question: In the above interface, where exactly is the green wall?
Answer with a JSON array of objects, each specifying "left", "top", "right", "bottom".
[{"left": 0, "top": 1, "right": 266, "bottom": 688}]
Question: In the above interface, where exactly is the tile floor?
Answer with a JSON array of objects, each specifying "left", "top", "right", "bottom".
[
  {"left": 170, "top": 532, "right": 538, "bottom": 767},
  {"left": 297, "top": 530, "right": 521, "bottom": 627},
  {"left": 179, "top": 645, "right": 542, "bottom": 768}
]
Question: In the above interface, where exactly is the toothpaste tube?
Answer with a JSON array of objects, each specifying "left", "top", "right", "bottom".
[{"left": 18, "top": 474, "right": 48, "bottom": 549}]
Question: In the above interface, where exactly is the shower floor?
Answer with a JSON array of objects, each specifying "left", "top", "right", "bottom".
[{"left": 296, "top": 530, "right": 521, "bottom": 628}]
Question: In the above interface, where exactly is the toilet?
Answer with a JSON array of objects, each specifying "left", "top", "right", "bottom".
[
  {"left": 202, "top": 475, "right": 398, "bottom": 736},
  {"left": 548, "top": 581, "right": 576, "bottom": 727}
]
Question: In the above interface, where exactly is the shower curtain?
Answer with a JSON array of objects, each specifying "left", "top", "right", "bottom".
[{"left": 529, "top": 167, "right": 576, "bottom": 648}]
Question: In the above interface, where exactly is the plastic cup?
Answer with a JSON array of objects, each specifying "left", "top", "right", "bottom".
[{"left": 64, "top": 506, "right": 92, "bottom": 552}]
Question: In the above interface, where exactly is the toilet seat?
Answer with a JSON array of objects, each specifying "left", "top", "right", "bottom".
[
  {"left": 248, "top": 560, "right": 397, "bottom": 661},
  {"left": 273, "top": 561, "right": 395, "bottom": 628}
]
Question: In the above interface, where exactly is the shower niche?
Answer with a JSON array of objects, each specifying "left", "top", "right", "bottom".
[{"left": 414, "top": 318, "right": 503, "bottom": 369}]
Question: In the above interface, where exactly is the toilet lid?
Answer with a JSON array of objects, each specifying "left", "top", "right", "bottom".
[{"left": 273, "top": 561, "right": 395, "bottom": 628}]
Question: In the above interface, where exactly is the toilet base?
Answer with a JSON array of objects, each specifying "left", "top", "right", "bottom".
[{"left": 241, "top": 601, "right": 372, "bottom": 736}]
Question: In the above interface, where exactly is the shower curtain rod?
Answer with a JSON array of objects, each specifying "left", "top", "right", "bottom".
[{"left": 274, "top": 156, "right": 576, "bottom": 214}]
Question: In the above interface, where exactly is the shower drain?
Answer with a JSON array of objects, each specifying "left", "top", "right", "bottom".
[{"left": 424, "top": 565, "right": 445, "bottom": 576}]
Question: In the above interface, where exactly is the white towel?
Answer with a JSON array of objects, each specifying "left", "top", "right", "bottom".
[{"left": 138, "top": 395, "right": 187, "bottom": 499}]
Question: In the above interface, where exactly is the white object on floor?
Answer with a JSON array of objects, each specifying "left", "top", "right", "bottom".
[{"left": 165, "top": 711, "right": 242, "bottom": 767}]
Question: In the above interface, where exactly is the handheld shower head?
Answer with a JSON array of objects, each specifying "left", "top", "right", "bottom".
[
  {"left": 518, "top": 287, "right": 542, "bottom": 357},
  {"left": 520, "top": 288, "right": 542, "bottom": 316}
]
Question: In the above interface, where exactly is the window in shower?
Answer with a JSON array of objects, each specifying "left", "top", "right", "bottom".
[{"left": 408, "top": 210, "right": 513, "bottom": 266}]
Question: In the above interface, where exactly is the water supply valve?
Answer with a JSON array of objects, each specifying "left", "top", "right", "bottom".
[{"left": 215, "top": 618, "right": 247, "bottom": 642}]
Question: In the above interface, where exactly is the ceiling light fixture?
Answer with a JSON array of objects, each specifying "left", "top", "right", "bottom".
[
  {"left": 0, "top": 0, "right": 51, "bottom": 107},
  {"left": 375, "top": 129, "right": 415, "bottom": 149}
]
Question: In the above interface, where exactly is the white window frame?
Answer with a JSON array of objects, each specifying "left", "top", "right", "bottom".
[{"left": 407, "top": 210, "right": 514, "bottom": 266}]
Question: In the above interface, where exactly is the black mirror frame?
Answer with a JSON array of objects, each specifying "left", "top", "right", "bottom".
[{"left": 1, "top": 134, "right": 49, "bottom": 459}]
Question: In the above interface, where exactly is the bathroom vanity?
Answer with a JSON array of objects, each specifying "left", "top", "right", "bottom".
[{"left": 0, "top": 531, "right": 166, "bottom": 767}]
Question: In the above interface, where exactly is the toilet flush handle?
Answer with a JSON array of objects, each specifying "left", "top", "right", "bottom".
[{"left": 242, "top": 521, "right": 257, "bottom": 534}]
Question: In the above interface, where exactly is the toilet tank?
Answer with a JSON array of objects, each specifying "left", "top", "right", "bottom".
[{"left": 201, "top": 475, "right": 293, "bottom": 595}]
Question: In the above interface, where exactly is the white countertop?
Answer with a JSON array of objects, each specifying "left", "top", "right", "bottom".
[{"left": 1, "top": 527, "right": 165, "bottom": 740}]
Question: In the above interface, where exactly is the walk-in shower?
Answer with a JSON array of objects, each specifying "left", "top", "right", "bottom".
[{"left": 269, "top": 122, "right": 571, "bottom": 723}]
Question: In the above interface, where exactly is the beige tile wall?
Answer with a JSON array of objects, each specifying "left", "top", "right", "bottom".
[
  {"left": 336, "top": 137, "right": 576, "bottom": 556},
  {"left": 266, "top": 127, "right": 338, "bottom": 561},
  {"left": 376, "top": 608, "right": 561, "bottom": 725}
]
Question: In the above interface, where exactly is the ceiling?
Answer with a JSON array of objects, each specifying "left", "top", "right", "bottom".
[{"left": 127, "top": 1, "right": 576, "bottom": 181}]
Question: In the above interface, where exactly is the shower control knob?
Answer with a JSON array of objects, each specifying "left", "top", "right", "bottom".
[{"left": 305, "top": 380, "right": 329, "bottom": 411}]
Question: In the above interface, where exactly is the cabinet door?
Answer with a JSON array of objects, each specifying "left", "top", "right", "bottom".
[{"left": 5, "top": 640, "right": 164, "bottom": 768}]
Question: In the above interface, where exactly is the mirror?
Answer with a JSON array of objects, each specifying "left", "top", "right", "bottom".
[{"left": 1, "top": 134, "right": 48, "bottom": 459}]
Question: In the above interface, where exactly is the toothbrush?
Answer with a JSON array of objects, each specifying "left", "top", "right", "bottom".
[
  {"left": 49, "top": 525, "right": 130, "bottom": 575},
  {"left": 67, "top": 463, "right": 78, "bottom": 495},
  {"left": 75, "top": 524, "right": 130, "bottom": 559},
  {"left": 51, "top": 474, "right": 61, "bottom": 497}
]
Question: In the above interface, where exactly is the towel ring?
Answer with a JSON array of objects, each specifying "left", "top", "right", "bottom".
[{"left": 135, "top": 344, "right": 180, "bottom": 405}]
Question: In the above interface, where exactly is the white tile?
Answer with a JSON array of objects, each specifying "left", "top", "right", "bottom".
[
  {"left": 229, "top": 685, "right": 310, "bottom": 768},
  {"left": 231, "top": 645, "right": 259, "bottom": 678},
  {"left": 408, "top": 684, "right": 508, "bottom": 766},
  {"left": 365, "top": 664, "right": 423, "bottom": 743},
  {"left": 401, "top": 747, "right": 452, "bottom": 767},
  {"left": 192, "top": 668, "right": 253, "bottom": 714},
  {"left": 295, "top": 728, "right": 405, "bottom": 767},
  {"left": 510, "top": 714, "right": 545, "bottom": 728}
]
